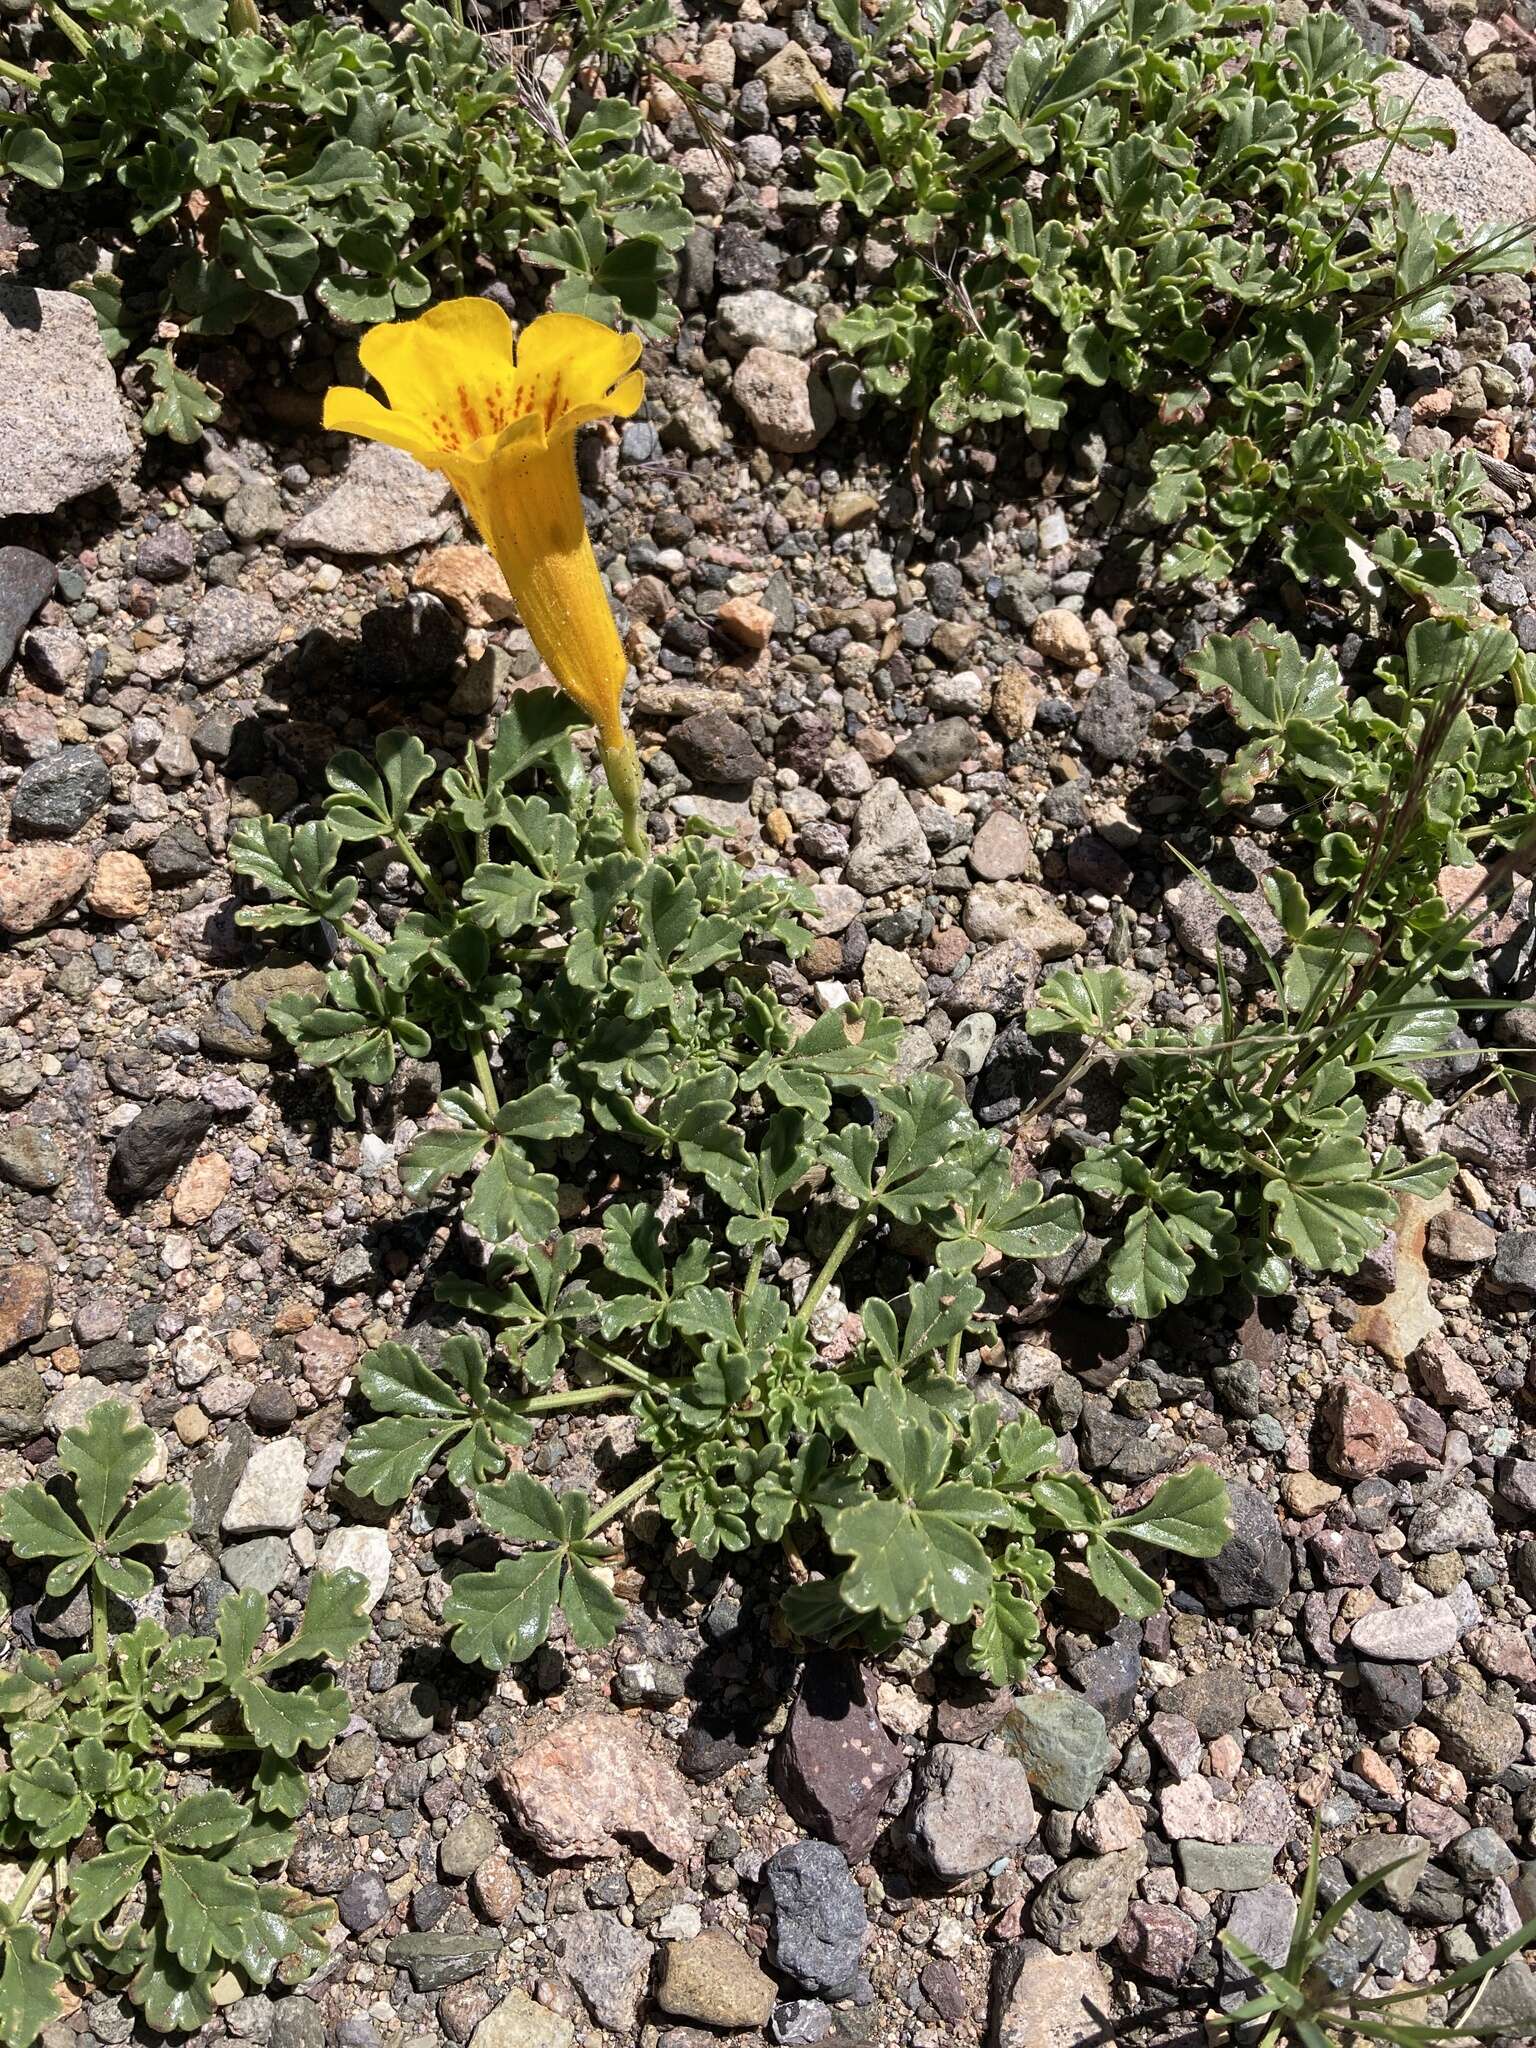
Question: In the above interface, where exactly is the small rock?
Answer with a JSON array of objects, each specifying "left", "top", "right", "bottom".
[
  {"left": 413, "top": 545, "right": 516, "bottom": 626},
  {"left": 1031, "top": 610, "right": 1095, "bottom": 668},
  {"left": 776, "top": 1653, "right": 905, "bottom": 1859},
  {"left": 337, "top": 1871, "right": 390, "bottom": 1934},
  {"left": 0, "top": 842, "right": 92, "bottom": 934},
  {"left": 109, "top": 1099, "right": 215, "bottom": 1201},
  {"left": 468, "top": 1990, "right": 572, "bottom": 2048},
  {"left": 1204, "top": 1482, "right": 1289, "bottom": 1608},
  {"left": 315, "top": 1525, "right": 391, "bottom": 1610},
  {"left": 1002, "top": 1693, "right": 1110, "bottom": 1812},
  {"left": 1030, "top": 1846, "right": 1146, "bottom": 1953},
  {"left": 1116, "top": 1902, "right": 1198, "bottom": 1984},
  {"left": 499, "top": 1711, "right": 695, "bottom": 1864},
  {"left": 10, "top": 746, "right": 110, "bottom": 840},
  {"left": 284, "top": 441, "right": 454, "bottom": 556},
  {"left": 1423, "top": 1687, "right": 1523, "bottom": 1782},
  {"left": 1320, "top": 1380, "right": 1420, "bottom": 1479},
  {"left": 670, "top": 710, "right": 766, "bottom": 785},
  {"left": 171, "top": 1152, "right": 231, "bottom": 1226},
  {"left": 184, "top": 589, "right": 282, "bottom": 686},
  {"left": 440, "top": 1812, "right": 500, "bottom": 1882},
  {"left": 221, "top": 1437, "right": 309, "bottom": 1535},
  {"left": 86, "top": 851, "right": 151, "bottom": 921},
  {"left": 657, "top": 1930, "right": 776, "bottom": 2029},
  {"left": 0, "top": 1359, "right": 46, "bottom": 1439},
  {"left": 0, "top": 1125, "right": 63, "bottom": 1192},
  {"left": 0, "top": 549, "right": 56, "bottom": 671},
  {"left": 385, "top": 1930, "right": 499, "bottom": 1993},
  {"left": 732, "top": 348, "right": 836, "bottom": 454},
  {"left": 906, "top": 1743, "right": 1037, "bottom": 1882},
  {"left": 558, "top": 1912, "right": 651, "bottom": 2034},
  {"left": 200, "top": 964, "right": 327, "bottom": 1062},
  {"left": 0, "top": 1264, "right": 49, "bottom": 1357},
  {"left": 0, "top": 285, "right": 133, "bottom": 515},
  {"left": 969, "top": 810, "right": 1036, "bottom": 882},
  {"left": 764, "top": 1839, "right": 868, "bottom": 1997},
  {"left": 990, "top": 1943, "right": 1114, "bottom": 2048},
  {"left": 758, "top": 41, "right": 838, "bottom": 114},
  {"left": 716, "top": 290, "right": 817, "bottom": 358},
  {"left": 847, "top": 778, "right": 932, "bottom": 894},
  {"left": 1175, "top": 1841, "right": 1278, "bottom": 1893}
]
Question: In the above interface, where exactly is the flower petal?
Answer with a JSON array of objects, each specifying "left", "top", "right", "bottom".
[
  {"left": 321, "top": 386, "right": 446, "bottom": 468},
  {"left": 357, "top": 298, "right": 522, "bottom": 456},
  {"left": 512, "top": 312, "right": 645, "bottom": 437}
]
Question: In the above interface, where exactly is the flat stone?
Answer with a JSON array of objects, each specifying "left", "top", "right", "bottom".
[
  {"left": 906, "top": 1743, "right": 1037, "bottom": 1882},
  {"left": 891, "top": 717, "right": 978, "bottom": 788},
  {"left": 385, "top": 1930, "right": 500, "bottom": 1993},
  {"left": 1175, "top": 1841, "right": 1278, "bottom": 1894},
  {"left": 1031, "top": 609, "right": 1095, "bottom": 667},
  {"left": 284, "top": 441, "right": 455, "bottom": 556},
  {"left": 109, "top": 1098, "right": 215, "bottom": 1200},
  {"left": 0, "top": 1125, "right": 63, "bottom": 1192},
  {"left": 656, "top": 1930, "right": 775, "bottom": 2029},
  {"left": 184, "top": 588, "right": 283, "bottom": 686},
  {"left": 1340, "top": 64, "right": 1536, "bottom": 235},
  {"left": 989, "top": 1945, "right": 1114, "bottom": 2048},
  {"left": 776, "top": 1653, "right": 905, "bottom": 1859},
  {"left": 966, "top": 880, "right": 1080, "bottom": 954},
  {"left": 0, "top": 1360, "right": 46, "bottom": 1442},
  {"left": 1076, "top": 674, "right": 1149, "bottom": 763},
  {"left": 499, "top": 1710, "right": 695, "bottom": 1864},
  {"left": 468, "top": 1990, "right": 571, "bottom": 2048},
  {"left": 846, "top": 778, "right": 932, "bottom": 894},
  {"left": 315, "top": 1524, "right": 391, "bottom": 1610},
  {"left": 199, "top": 963, "right": 327, "bottom": 1062},
  {"left": 716, "top": 289, "right": 817, "bottom": 357},
  {"left": 1423, "top": 1687, "right": 1523, "bottom": 1782},
  {"left": 969, "top": 810, "right": 1036, "bottom": 882},
  {"left": 440, "top": 1811, "right": 501, "bottom": 1881},
  {"left": 1204, "top": 1481, "right": 1290, "bottom": 1608},
  {"left": 1002, "top": 1692, "right": 1110, "bottom": 1812},
  {"left": 221, "top": 1436, "right": 309, "bottom": 1535},
  {"left": 0, "top": 285, "right": 132, "bottom": 514},
  {"left": 1341, "top": 1833, "right": 1431, "bottom": 1909},
  {"left": 1030, "top": 1846, "right": 1146, "bottom": 1954},
  {"left": 0, "top": 1263, "right": 49, "bottom": 1357},
  {"left": 1349, "top": 1596, "right": 1461, "bottom": 1664},
  {"left": 731, "top": 347, "right": 836, "bottom": 454},
  {"left": 0, "top": 842, "right": 92, "bottom": 934},
  {"left": 557, "top": 1911, "right": 651, "bottom": 2034},
  {"left": 221, "top": 1535, "right": 291, "bottom": 1595},
  {"left": 669, "top": 710, "right": 766, "bottom": 785}
]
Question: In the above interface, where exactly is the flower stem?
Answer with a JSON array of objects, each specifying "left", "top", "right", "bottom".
[
  {"left": 801, "top": 1201, "right": 873, "bottom": 1321},
  {"left": 586, "top": 1463, "right": 662, "bottom": 1540},
  {"left": 599, "top": 734, "right": 648, "bottom": 861},
  {"left": 471, "top": 1043, "right": 500, "bottom": 1117},
  {"left": 517, "top": 1383, "right": 634, "bottom": 1414},
  {"left": 90, "top": 1577, "right": 106, "bottom": 1664},
  {"left": 8, "top": 1858, "right": 47, "bottom": 1923}
]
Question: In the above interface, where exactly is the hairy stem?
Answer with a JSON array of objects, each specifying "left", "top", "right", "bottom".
[
  {"left": 8, "top": 1857, "right": 48, "bottom": 1924},
  {"left": 89, "top": 1577, "right": 107, "bottom": 1664},
  {"left": 586, "top": 1462, "right": 662, "bottom": 1540},
  {"left": 800, "top": 1201, "right": 874, "bottom": 1321},
  {"left": 517, "top": 1382, "right": 636, "bottom": 1414}
]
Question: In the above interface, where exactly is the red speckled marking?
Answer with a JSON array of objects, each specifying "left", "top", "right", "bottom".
[{"left": 427, "top": 382, "right": 526, "bottom": 452}]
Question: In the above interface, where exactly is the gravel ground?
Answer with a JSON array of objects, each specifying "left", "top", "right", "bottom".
[{"left": 4, "top": 4, "right": 1536, "bottom": 2047}]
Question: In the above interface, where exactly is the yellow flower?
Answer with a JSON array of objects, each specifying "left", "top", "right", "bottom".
[{"left": 323, "top": 298, "right": 648, "bottom": 849}]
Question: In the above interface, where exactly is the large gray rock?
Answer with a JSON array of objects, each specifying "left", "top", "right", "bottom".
[
  {"left": 906, "top": 1743, "right": 1037, "bottom": 1881},
  {"left": 1340, "top": 66, "right": 1536, "bottom": 235},
  {"left": 846, "top": 778, "right": 933, "bottom": 894},
  {"left": 0, "top": 285, "right": 133, "bottom": 515},
  {"left": 284, "top": 441, "right": 455, "bottom": 557}
]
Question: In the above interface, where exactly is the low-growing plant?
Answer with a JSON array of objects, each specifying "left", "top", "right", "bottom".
[
  {"left": 812, "top": 0, "right": 1530, "bottom": 608},
  {"left": 229, "top": 692, "right": 1231, "bottom": 1678},
  {"left": 0, "top": 0, "right": 684, "bottom": 434},
  {"left": 1213, "top": 1823, "right": 1536, "bottom": 2048},
  {"left": 0, "top": 1401, "right": 370, "bottom": 2045},
  {"left": 1189, "top": 615, "right": 1535, "bottom": 972},
  {"left": 1024, "top": 604, "right": 1536, "bottom": 1317}
]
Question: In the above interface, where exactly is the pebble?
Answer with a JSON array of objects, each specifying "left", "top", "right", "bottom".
[
  {"left": 656, "top": 1930, "right": 776, "bottom": 2029},
  {"left": 764, "top": 1839, "right": 868, "bottom": 1996},
  {"left": 221, "top": 1436, "right": 309, "bottom": 1535},
  {"left": 905, "top": 1743, "right": 1037, "bottom": 1881},
  {"left": 10, "top": 744, "right": 110, "bottom": 838}
]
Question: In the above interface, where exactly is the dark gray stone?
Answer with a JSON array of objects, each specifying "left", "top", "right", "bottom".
[
  {"left": 109, "top": 1099, "right": 215, "bottom": 1200},
  {"left": 1002, "top": 1692, "right": 1110, "bottom": 1811},
  {"left": 10, "top": 746, "right": 110, "bottom": 839},
  {"left": 1076, "top": 675, "right": 1151, "bottom": 763},
  {"left": 135, "top": 523, "right": 198, "bottom": 583},
  {"left": 0, "top": 548, "right": 55, "bottom": 670},
  {"left": 670, "top": 710, "right": 767, "bottom": 786},
  {"left": 337, "top": 1872, "right": 390, "bottom": 1934},
  {"left": 765, "top": 1839, "right": 868, "bottom": 1996},
  {"left": 383, "top": 1930, "right": 499, "bottom": 1991},
  {"left": 892, "top": 717, "right": 978, "bottom": 788},
  {"left": 1204, "top": 1482, "right": 1291, "bottom": 1609}
]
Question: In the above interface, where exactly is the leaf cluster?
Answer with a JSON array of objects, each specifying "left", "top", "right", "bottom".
[
  {"left": 0, "top": 1402, "right": 370, "bottom": 2045},
  {"left": 8, "top": 0, "right": 684, "bottom": 435},
  {"left": 813, "top": 0, "right": 1530, "bottom": 608},
  {"left": 1215, "top": 1822, "right": 1536, "bottom": 2048},
  {"left": 1189, "top": 615, "right": 1535, "bottom": 969},
  {"left": 233, "top": 697, "right": 1231, "bottom": 1680}
]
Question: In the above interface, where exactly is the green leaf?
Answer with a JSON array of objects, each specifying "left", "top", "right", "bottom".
[
  {"left": 1110, "top": 1465, "right": 1231, "bottom": 1557},
  {"left": 1085, "top": 1534, "right": 1164, "bottom": 1620},
  {"left": 59, "top": 1398, "right": 154, "bottom": 1539},
  {"left": 0, "top": 1928, "right": 64, "bottom": 2048},
  {"left": 141, "top": 348, "right": 221, "bottom": 442},
  {"left": 1026, "top": 967, "right": 1134, "bottom": 1039},
  {"left": 325, "top": 730, "right": 436, "bottom": 842},
  {"left": 1, "top": 129, "right": 65, "bottom": 191},
  {"left": 158, "top": 1851, "right": 262, "bottom": 1975},
  {"left": 1263, "top": 1130, "right": 1395, "bottom": 1274},
  {"left": 270, "top": 1570, "right": 372, "bottom": 1667},
  {"left": 0, "top": 1486, "right": 93, "bottom": 1593},
  {"left": 441, "top": 1552, "right": 562, "bottom": 1670}
]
